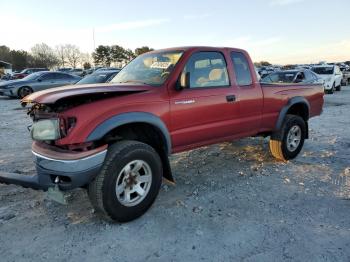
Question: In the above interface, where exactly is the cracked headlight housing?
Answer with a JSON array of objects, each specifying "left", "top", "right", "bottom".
[{"left": 31, "top": 119, "right": 61, "bottom": 141}]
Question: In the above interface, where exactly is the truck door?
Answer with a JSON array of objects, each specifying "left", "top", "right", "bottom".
[
  {"left": 229, "top": 51, "right": 263, "bottom": 134},
  {"left": 169, "top": 51, "right": 241, "bottom": 151}
]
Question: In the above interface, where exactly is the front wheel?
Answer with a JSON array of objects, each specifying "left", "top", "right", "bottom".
[
  {"left": 18, "top": 86, "right": 33, "bottom": 99},
  {"left": 269, "top": 115, "right": 306, "bottom": 161},
  {"left": 88, "top": 140, "right": 163, "bottom": 222}
]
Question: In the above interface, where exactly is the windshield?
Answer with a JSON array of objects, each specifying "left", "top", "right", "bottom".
[
  {"left": 111, "top": 51, "right": 184, "bottom": 86},
  {"left": 262, "top": 72, "right": 297, "bottom": 83},
  {"left": 22, "top": 72, "right": 44, "bottom": 81},
  {"left": 312, "top": 67, "right": 334, "bottom": 75},
  {"left": 77, "top": 72, "right": 117, "bottom": 84}
]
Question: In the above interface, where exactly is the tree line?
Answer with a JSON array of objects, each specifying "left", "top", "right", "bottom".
[{"left": 0, "top": 44, "right": 154, "bottom": 71}]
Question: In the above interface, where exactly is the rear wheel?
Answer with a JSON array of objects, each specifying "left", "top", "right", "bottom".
[
  {"left": 88, "top": 140, "right": 163, "bottom": 222},
  {"left": 18, "top": 86, "right": 33, "bottom": 99},
  {"left": 269, "top": 115, "right": 306, "bottom": 161}
]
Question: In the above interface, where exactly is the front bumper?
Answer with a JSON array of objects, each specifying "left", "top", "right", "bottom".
[
  {"left": 0, "top": 88, "right": 16, "bottom": 97},
  {"left": 323, "top": 81, "right": 332, "bottom": 90},
  {"left": 0, "top": 142, "right": 107, "bottom": 191}
]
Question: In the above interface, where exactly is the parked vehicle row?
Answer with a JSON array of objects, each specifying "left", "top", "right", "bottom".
[
  {"left": 12, "top": 68, "right": 48, "bottom": 80},
  {"left": 0, "top": 67, "right": 121, "bottom": 98},
  {"left": 0, "top": 71, "right": 81, "bottom": 98},
  {"left": 260, "top": 64, "right": 348, "bottom": 95}
]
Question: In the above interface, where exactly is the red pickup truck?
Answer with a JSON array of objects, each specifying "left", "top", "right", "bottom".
[{"left": 0, "top": 47, "right": 324, "bottom": 222}]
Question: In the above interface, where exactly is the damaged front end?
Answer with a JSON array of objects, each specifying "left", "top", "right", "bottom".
[
  {"left": 0, "top": 102, "right": 107, "bottom": 193},
  {"left": 0, "top": 84, "right": 151, "bottom": 194}
]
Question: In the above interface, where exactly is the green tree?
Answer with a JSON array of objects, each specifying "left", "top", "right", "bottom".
[
  {"left": 260, "top": 61, "right": 272, "bottom": 66},
  {"left": 10, "top": 50, "right": 32, "bottom": 70},
  {"left": 111, "top": 45, "right": 127, "bottom": 63},
  {"left": 0, "top": 45, "right": 12, "bottom": 62},
  {"left": 124, "top": 48, "right": 136, "bottom": 61},
  {"left": 134, "top": 46, "right": 154, "bottom": 56},
  {"left": 93, "top": 45, "right": 112, "bottom": 66},
  {"left": 83, "top": 62, "right": 91, "bottom": 69}
]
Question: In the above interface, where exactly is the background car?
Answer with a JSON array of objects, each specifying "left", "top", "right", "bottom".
[
  {"left": 311, "top": 65, "right": 342, "bottom": 93},
  {"left": 0, "top": 71, "right": 81, "bottom": 98},
  {"left": 75, "top": 69, "right": 120, "bottom": 85},
  {"left": 11, "top": 68, "right": 49, "bottom": 80},
  {"left": 68, "top": 68, "right": 84, "bottom": 77},
  {"left": 57, "top": 67, "right": 73, "bottom": 72},
  {"left": 261, "top": 69, "right": 323, "bottom": 85}
]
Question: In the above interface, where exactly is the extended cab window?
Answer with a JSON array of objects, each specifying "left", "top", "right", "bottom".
[
  {"left": 181, "top": 52, "right": 229, "bottom": 88},
  {"left": 231, "top": 52, "right": 252, "bottom": 86}
]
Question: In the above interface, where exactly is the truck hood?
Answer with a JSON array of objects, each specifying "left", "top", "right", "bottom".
[{"left": 22, "top": 83, "right": 153, "bottom": 104}]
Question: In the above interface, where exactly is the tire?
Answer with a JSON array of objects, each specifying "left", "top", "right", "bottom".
[
  {"left": 335, "top": 84, "right": 341, "bottom": 91},
  {"left": 328, "top": 83, "right": 335, "bottom": 94},
  {"left": 88, "top": 140, "right": 163, "bottom": 222},
  {"left": 269, "top": 114, "right": 306, "bottom": 161},
  {"left": 17, "top": 86, "right": 33, "bottom": 99}
]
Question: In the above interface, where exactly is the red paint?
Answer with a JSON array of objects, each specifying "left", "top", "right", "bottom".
[{"left": 25, "top": 47, "right": 324, "bottom": 153}]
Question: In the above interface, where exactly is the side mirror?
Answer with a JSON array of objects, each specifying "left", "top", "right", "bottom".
[
  {"left": 176, "top": 72, "right": 190, "bottom": 91},
  {"left": 37, "top": 78, "right": 42, "bottom": 82}
]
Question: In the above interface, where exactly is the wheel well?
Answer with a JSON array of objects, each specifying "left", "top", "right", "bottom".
[
  {"left": 17, "top": 86, "right": 33, "bottom": 96},
  {"left": 286, "top": 103, "right": 309, "bottom": 121},
  {"left": 286, "top": 103, "right": 309, "bottom": 139},
  {"left": 101, "top": 123, "right": 174, "bottom": 182}
]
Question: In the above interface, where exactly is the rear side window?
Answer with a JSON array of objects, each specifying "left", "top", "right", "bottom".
[
  {"left": 231, "top": 52, "right": 252, "bottom": 86},
  {"left": 40, "top": 73, "right": 54, "bottom": 80}
]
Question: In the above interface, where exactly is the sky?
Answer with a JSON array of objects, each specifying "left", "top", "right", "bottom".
[{"left": 1, "top": 0, "right": 350, "bottom": 64}]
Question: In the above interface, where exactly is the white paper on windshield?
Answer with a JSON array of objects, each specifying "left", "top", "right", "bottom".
[{"left": 150, "top": 62, "right": 171, "bottom": 69}]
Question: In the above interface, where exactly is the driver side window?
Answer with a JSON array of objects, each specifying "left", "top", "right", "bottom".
[{"left": 180, "top": 52, "right": 229, "bottom": 89}]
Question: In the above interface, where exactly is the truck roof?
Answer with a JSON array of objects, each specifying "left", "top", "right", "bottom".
[{"left": 147, "top": 46, "right": 248, "bottom": 53}]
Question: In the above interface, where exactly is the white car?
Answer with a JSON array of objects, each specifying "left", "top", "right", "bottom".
[{"left": 311, "top": 65, "right": 343, "bottom": 94}]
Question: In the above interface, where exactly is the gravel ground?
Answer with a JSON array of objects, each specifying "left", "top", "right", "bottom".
[{"left": 0, "top": 87, "right": 349, "bottom": 262}]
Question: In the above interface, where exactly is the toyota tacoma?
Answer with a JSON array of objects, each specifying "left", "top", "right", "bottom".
[{"left": 0, "top": 47, "right": 324, "bottom": 222}]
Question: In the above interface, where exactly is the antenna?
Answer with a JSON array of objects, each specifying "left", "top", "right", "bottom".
[{"left": 93, "top": 28, "right": 96, "bottom": 51}]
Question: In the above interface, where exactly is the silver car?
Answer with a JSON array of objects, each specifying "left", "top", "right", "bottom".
[{"left": 0, "top": 71, "right": 81, "bottom": 98}]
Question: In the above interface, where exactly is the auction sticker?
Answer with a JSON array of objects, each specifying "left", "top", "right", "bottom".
[{"left": 150, "top": 62, "right": 171, "bottom": 69}]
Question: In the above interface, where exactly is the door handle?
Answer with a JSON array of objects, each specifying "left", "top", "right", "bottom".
[{"left": 226, "top": 95, "right": 236, "bottom": 102}]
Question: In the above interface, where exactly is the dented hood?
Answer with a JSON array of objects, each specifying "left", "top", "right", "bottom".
[{"left": 22, "top": 83, "right": 152, "bottom": 104}]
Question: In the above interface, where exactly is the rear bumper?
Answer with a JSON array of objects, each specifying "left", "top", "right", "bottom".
[{"left": 0, "top": 142, "right": 107, "bottom": 191}]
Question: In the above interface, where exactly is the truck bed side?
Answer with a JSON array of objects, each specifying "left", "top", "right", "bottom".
[{"left": 259, "top": 83, "right": 324, "bottom": 132}]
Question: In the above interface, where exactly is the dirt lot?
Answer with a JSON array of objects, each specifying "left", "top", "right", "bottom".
[{"left": 0, "top": 87, "right": 350, "bottom": 262}]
